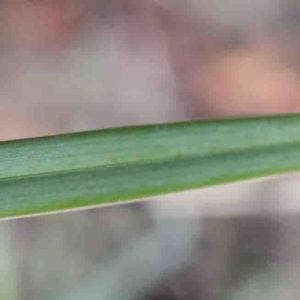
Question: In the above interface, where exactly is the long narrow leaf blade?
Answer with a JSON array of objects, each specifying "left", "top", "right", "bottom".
[{"left": 1, "top": 114, "right": 300, "bottom": 218}]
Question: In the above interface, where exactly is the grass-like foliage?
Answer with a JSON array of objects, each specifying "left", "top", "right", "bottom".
[{"left": 1, "top": 113, "right": 300, "bottom": 219}]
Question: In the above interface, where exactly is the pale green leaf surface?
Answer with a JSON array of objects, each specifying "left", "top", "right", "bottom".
[{"left": 1, "top": 114, "right": 300, "bottom": 218}]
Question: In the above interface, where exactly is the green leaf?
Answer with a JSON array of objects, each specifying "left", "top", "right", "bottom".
[{"left": 1, "top": 113, "right": 300, "bottom": 219}]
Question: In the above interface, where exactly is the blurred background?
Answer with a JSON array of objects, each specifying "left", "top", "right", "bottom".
[{"left": 1, "top": 0, "right": 300, "bottom": 299}]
